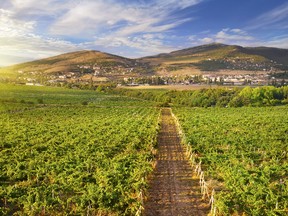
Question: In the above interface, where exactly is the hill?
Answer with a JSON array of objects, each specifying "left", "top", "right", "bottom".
[
  {"left": 0, "top": 50, "right": 151, "bottom": 83},
  {"left": 1, "top": 44, "right": 288, "bottom": 84},
  {"left": 140, "top": 43, "right": 288, "bottom": 75}
]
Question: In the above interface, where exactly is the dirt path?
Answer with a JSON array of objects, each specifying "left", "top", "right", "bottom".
[{"left": 143, "top": 108, "right": 210, "bottom": 216}]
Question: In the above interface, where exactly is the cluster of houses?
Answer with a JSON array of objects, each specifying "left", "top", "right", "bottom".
[
  {"left": 76, "top": 64, "right": 136, "bottom": 76},
  {"left": 17, "top": 61, "right": 287, "bottom": 87},
  {"left": 20, "top": 63, "right": 139, "bottom": 85},
  {"left": 123, "top": 73, "right": 287, "bottom": 86},
  {"left": 202, "top": 74, "right": 270, "bottom": 85}
]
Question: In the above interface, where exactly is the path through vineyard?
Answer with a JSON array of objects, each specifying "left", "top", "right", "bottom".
[{"left": 144, "top": 108, "right": 210, "bottom": 216}]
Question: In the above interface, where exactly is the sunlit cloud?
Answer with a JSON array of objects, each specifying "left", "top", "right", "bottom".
[
  {"left": 0, "top": 0, "right": 203, "bottom": 65},
  {"left": 0, "top": 9, "right": 36, "bottom": 37},
  {"left": 90, "top": 33, "right": 175, "bottom": 58},
  {"left": 0, "top": 0, "right": 288, "bottom": 66},
  {"left": 0, "top": 6, "right": 80, "bottom": 66},
  {"left": 192, "top": 29, "right": 255, "bottom": 46},
  {"left": 9, "top": 0, "right": 69, "bottom": 16},
  {"left": 50, "top": 0, "right": 198, "bottom": 37},
  {"left": 215, "top": 29, "right": 254, "bottom": 42},
  {"left": 200, "top": 37, "right": 214, "bottom": 44},
  {"left": 0, "top": 35, "right": 80, "bottom": 65}
]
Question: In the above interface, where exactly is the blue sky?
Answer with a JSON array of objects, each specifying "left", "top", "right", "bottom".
[{"left": 0, "top": 0, "right": 288, "bottom": 66}]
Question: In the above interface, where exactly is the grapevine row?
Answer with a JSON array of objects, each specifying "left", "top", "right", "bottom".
[
  {"left": 0, "top": 101, "right": 160, "bottom": 215},
  {"left": 171, "top": 110, "right": 218, "bottom": 215},
  {"left": 173, "top": 107, "right": 288, "bottom": 215}
]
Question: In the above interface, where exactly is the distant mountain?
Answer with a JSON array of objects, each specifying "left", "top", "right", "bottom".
[
  {"left": 1, "top": 44, "right": 288, "bottom": 83},
  {"left": 0, "top": 50, "right": 151, "bottom": 82},
  {"left": 140, "top": 43, "right": 288, "bottom": 73}
]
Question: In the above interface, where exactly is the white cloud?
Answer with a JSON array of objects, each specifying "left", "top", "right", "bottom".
[
  {"left": 0, "top": 6, "right": 80, "bottom": 66},
  {"left": 187, "top": 35, "right": 196, "bottom": 41},
  {"left": 116, "top": 18, "right": 191, "bottom": 37},
  {"left": 0, "top": 0, "right": 204, "bottom": 65},
  {"left": 9, "top": 0, "right": 69, "bottom": 16},
  {"left": 193, "top": 28, "right": 255, "bottom": 47},
  {"left": 248, "top": 2, "right": 288, "bottom": 30},
  {"left": 0, "top": 9, "right": 36, "bottom": 37},
  {"left": 50, "top": 1, "right": 124, "bottom": 35},
  {"left": 215, "top": 29, "right": 254, "bottom": 43},
  {"left": 48, "top": 0, "right": 202, "bottom": 56},
  {"left": 200, "top": 37, "right": 214, "bottom": 43},
  {"left": 260, "top": 36, "right": 288, "bottom": 49},
  {"left": 92, "top": 33, "right": 175, "bottom": 57},
  {"left": 50, "top": 0, "right": 198, "bottom": 37},
  {"left": 0, "top": 35, "right": 80, "bottom": 66},
  {"left": 155, "top": 0, "right": 202, "bottom": 10},
  {"left": 194, "top": 28, "right": 288, "bottom": 50},
  {"left": 230, "top": 29, "right": 246, "bottom": 35}
]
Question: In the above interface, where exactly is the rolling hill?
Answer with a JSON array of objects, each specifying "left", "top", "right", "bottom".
[
  {"left": 0, "top": 50, "right": 151, "bottom": 83},
  {"left": 1, "top": 43, "right": 288, "bottom": 83},
  {"left": 140, "top": 43, "right": 288, "bottom": 75}
]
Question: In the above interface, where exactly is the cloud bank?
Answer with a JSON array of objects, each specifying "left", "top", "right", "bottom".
[
  {"left": 0, "top": 0, "right": 202, "bottom": 65},
  {"left": 0, "top": 0, "right": 288, "bottom": 66}
]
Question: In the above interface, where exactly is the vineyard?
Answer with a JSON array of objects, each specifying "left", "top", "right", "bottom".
[
  {"left": 173, "top": 107, "right": 288, "bottom": 215},
  {"left": 0, "top": 84, "right": 160, "bottom": 215},
  {"left": 0, "top": 84, "right": 287, "bottom": 215}
]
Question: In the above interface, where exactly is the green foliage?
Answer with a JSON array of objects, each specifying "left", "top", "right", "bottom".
[
  {"left": 194, "top": 60, "right": 228, "bottom": 71},
  {"left": 0, "top": 84, "right": 160, "bottom": 215},
  {"left": 174, "top": 107, "right": 288, "bottom": 215},
  {"left": 114, "top": 86, "right": 288, "bottom": 108},
  {"left": 229, "top": 86, "right": 288, "bottom": 107},
  {"left": 1, "top": 84, "right": 287, "bottom": 215},
  {"left": 0, "top": 84, "right": 156, "bottom": 113}
]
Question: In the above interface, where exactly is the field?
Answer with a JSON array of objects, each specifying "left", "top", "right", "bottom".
[
  {"left": 0, "top": 84, "right": 287, "bottom": 215},
  {"left": 0, "top": 84, "right": 160, "bottom": 215},
  {"left": 173, "top": 107, "right": 288, "bottom": 215}
]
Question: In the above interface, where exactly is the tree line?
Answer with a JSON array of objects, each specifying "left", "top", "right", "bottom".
[{"left": 113, "top": 86, "right": 288, "bottom": 107}]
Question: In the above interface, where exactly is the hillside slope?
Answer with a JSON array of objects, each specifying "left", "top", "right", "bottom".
[
  {"left": 0, "top": 50, "right": 151, "bottom": 82},
  {"left": 140, "top": 43, "right": 288, "bottom": 73},
  {"left": 1, "top": 44, "right": 288, "bottom": 83}
]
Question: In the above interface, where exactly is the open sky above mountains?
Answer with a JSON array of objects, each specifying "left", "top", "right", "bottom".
[{"left": 0, "top": 0, "right": 288, "bottom": 66}]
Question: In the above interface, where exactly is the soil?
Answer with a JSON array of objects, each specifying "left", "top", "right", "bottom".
[{"left": 143, "top": 108, "right": 210, "bottom": 216}]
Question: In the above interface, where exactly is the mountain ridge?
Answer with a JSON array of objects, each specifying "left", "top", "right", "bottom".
[
  {"left": 0, "top": 43, "right": 288, "bottom": 83},
  {"left": 140, "top": 43, "right": 288, "bottom": 73}
]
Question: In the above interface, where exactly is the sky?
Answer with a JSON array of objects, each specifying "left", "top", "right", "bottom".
[{"left": 0, "top": 0, "right": 288, "bottom": 66}]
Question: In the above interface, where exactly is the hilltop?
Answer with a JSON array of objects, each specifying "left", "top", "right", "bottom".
[
  {"left": 0, "top": 43, "right": 288, "bottom": 85},
  {"left": 140, "top": 43, "right": 288, "bottom": 76},
  {"left": 0, "top": 50, "right": 151, "bottom": 83}
]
